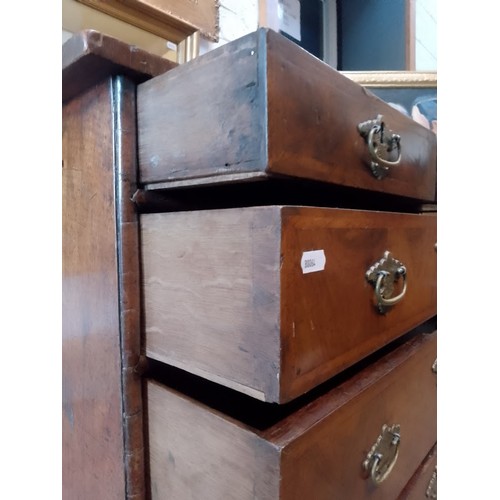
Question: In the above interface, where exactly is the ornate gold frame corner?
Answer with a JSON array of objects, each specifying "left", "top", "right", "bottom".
[{"left": 341, "top": 71, "right": 437, "bottom": 88}]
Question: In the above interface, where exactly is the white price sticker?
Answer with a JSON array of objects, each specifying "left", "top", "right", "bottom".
[{"left": 301, "top": 250, "right": 326, "bottom": 274}]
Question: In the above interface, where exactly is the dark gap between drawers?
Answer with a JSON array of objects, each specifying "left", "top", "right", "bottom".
[
  {"left": 145, "top": 316, "right": 436, "bottom": 431},
  {"left": 134, "top": 177, "right": 435, "bottom": 215}
]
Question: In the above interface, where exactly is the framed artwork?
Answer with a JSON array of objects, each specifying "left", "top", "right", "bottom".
[{"left": 342, "top": 71, "right": 437, "bottom": 135}]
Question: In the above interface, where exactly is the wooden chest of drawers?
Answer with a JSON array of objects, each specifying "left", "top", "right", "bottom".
[
  {"left": 142, "top": 206, "right": 436, "bottom": 402},
  {"left": 62, "top": 29, "right": 437, "bottom": 500},
  {"left": 138, "top": 29, "right": 437, "bottom": 202},
  {"left": 147, "top": 330, "right": 436, "bottom": 499}
]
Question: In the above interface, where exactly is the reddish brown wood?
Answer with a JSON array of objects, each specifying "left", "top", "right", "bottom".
[
  {"left": 147, "top": 330, "right": 437, "bottom": 499},
  {"left": 62, "top": 30, "right": 175, "bottom": 500},
  {"left": 398, "top": 443, "right": 437, "bottom": 499},
  {"left": 63, "top": 28, "right": 437, "bottom": 499},
  {"left": 279, "top": 207, "right": 437, "bottom": 401},
  {"left": 114, "top": 76, "right": 145, "bottom": 500},
  {"left": 62, "top": 29, "right": 176, "bottom": 103},
  {"left": 141, "top": 206, "right": 436, "bottom": 403},
  {"left": 265, "top": 30, "right": 436, "bottom": 201},
  {"left": 276, "top": 332, "right": 437, "bottom": 499},
  {"left": 62, "top": 76, "right": 146, "bottom": 499},
  {"left": 137, "top": 28, "right": 437, "bottom": 202},
  {"left": 63, "top": 78, "right": 126, "bottom": 500}
]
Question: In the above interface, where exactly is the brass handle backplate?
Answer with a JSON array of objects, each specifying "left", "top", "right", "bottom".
[
  {"left": 426, "top": 466, "right": 437, "bottom": 498},
  {"left": 362, "top": 424, "right": 401, "bottom": 485},
  {"left": 358, "top": 114, "right": 402, "bottom": 179},
  {"left": 366, "top": 251, "right": 407, "bottom": 314}
]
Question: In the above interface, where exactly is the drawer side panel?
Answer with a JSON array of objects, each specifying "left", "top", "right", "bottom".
[
  {"left": 142, "top": 207, "right": 282, "bottom": 401},
  {"left": 137, "top": 30, "right": 266, "bottom": 185},
  {"left": 147, "top": 381, "right": 280, "bottom": 500}
]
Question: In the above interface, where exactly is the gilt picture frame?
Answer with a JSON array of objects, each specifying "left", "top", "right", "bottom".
[
  {"left": 75, "top": 0, "right": 220, "bottom": 43},
  {"left": 342, "top": 71, "right": 437, "bottom": 135}
]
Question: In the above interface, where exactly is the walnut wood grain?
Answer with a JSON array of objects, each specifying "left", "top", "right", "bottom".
[
  {"left": 63, "top": 75, "right": 148, "bottom": 499},
  {"left": 62, "top": 30, "right": 177, "bottom": 498},
  {"left": 62, "top": 29, "right": 176, "bottom": 103},
  {"left": 147, "top": 331, "right": 437, "bottom": 499},
  {"left": 113, "top": 76, "right": 145, "bottom": 500},
  {"left": 63, "top": 78, "right": 126, "bottom": 500},
  {"left": 265, "top": 30, "right": 436, "bottom": 201},
  {"left": 137, "top": 28, "right": 437, "bottom": 202},
  {"left": 141, "top": 206, "right": 436, "bottom": 403},
  {"left": 279, "top": 207, "right": 437, "bottom": 401},
  {"left": 62, "top": 76, "right": 147, "bottom": 499}
]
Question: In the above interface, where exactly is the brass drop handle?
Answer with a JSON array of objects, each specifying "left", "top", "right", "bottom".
[
  {"left": 363, "top": 424, "right": 401, "bottom": 485},
  {"left": 426, "top": 466, "right": 437, "bottom": 498},
  {"left": 366, "top": 251, "right": 407, "bottom": 314},
  {"left": 374, "top": 268, "right": 407, "bottom": 307},
  {"left": 358, "top": 114, "right": 402, "bottom": 179}
]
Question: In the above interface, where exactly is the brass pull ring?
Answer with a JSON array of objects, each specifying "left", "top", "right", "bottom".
[
  {"left": 367, "top": 124, "right": 402, "bottom": 172},
  {"left": 366, "top": 251, "right": 407, "bottom": 314},
  {"left": 374, "top": 269, "right": 407, "bottom": 307},
  {"left": 368, "top": 439, "right": 400, "bottom": 485},
  {"left": 358, "top": 115, "right": 402, "bottom": 179},
  {"left": 363, "top": 424, "right": 401, "bottom": 486}
]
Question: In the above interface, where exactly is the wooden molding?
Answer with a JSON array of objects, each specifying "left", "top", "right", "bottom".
[
  {"left": 62, "top": 29, "right": 176, "bottom": 103},
  {"left": 76, "top": 0, "right": 219, "bottom": 42}
]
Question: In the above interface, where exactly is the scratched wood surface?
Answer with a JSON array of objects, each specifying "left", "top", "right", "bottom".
[
  {"left": 141, "top": 206, "right": 437, "bottom": 403},
  {"left": 147, "top": 331, "right": 437, "bottom": 499},
  {"left": 138, "top": 28, "right": 437, "bottom": 202},
  {"left": 62, "top": 29, "right": 176, "bottom": 103}
]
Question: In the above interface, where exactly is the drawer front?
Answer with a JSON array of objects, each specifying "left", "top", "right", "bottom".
[
  {"left": 142, "top": 206, "right": 436, "bottom": 403},
  {"left": 279, "top": 207, "right": 436, "bottom": 401},
  {"left": 147, "top": 331, "right": 437, "bottom": 500},
  {"left": 398, "top": 444, "right": 437, "bottom": 500},
  {"left": 138, "top": 29, "right": 436, "bottom": 202}
]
